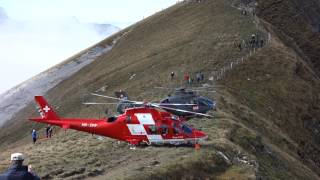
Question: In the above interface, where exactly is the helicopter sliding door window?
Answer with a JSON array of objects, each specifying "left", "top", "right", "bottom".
[
  {"left": 107, "top": 116, "right": 117, "bottom": 122},
  {"left": 182, "top": 125, "right": 192, "bottom": 134}
]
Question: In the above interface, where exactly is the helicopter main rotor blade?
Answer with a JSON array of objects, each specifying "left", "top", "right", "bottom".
[
  {"left": 83, "top": 102, "right": 136, "bottom": 105},
  {"left": 91, "top": 93, "right": 124, "bottom": 101},
  {"left": 83, "top": 102, "right": 118, "bottom": 105},
  {"left": 91, "top": 93, "right": 144, "bottom": 104},
  {"left": 152, "top": 104, "right": 213, "bottom": 118}
]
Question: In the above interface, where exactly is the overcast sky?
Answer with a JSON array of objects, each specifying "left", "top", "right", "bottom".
[{"left": 0, "top": 0, "right": 177, "bottom": 95}]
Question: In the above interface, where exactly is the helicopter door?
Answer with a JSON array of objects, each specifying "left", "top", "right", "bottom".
[
  {"left": 159, "top": 125, "right": 170, "bottom": 139},
  {"left": 173, "top": 123, "right": 181, "bottom": 135}
]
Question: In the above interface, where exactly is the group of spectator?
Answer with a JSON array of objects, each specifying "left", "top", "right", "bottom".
[
  {"left": 234, "top": 33, "right": 265, "bottom": 52},
  {"left": 31, "top": 125, "right": 54, "bottom": 144},
  {"left": 170, "top": 71, "right": 205, "bottom": 84}
]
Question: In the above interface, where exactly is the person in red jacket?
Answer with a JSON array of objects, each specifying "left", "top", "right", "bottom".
[{"left": 184, "top": 73, "right": 189, "bottom": 84}]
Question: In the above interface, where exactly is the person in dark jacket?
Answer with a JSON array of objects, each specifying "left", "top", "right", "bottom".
[
  {"left": 170, "top": 71, "right": 175, "bottom": 80},
  {"left": 46, "top": 125, "right": 50, "bottom": 138},
  {"left": 31, "top": 129, "right": 37, "bottom": 144},
  {"left": 48, "top": 126, "right": 53, "bottom": 138},
  {"left": 0, "top": 153, "right": 40, "bottom": 180}
]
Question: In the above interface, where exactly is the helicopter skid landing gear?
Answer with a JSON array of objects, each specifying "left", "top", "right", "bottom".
[
  {"left": 128, "top": 141, "right": 139, "bottom": 150},
  {"left": 142, "top": 140, "right": 152, "bottom": 146},
  {"left": 129, "top": 144, "right": 136, "bottom": 150}
]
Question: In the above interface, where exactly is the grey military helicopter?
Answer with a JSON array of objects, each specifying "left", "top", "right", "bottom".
[{"left": 157, "top": 87, "right": 216, "bottom": 117}]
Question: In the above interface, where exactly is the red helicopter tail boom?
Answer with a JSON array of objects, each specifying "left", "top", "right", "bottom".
[{"left": 33, "top": 96, "right": 60, "bottom": 120}]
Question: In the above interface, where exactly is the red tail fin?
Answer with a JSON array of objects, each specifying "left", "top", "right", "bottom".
[{"left": 34, "top": 96, "right": 59, "bottom": 120}]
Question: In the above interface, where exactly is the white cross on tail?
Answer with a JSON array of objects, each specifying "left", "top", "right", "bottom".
[{"left": 43, "top": 106, "right": 51, "bottom": 113}]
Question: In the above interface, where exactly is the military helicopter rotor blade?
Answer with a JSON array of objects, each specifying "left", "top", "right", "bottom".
[
  {"left": 154, "top": 87, "right": 174, "bottom": 90},
  {"left": 187, "top": 89, "right": 216, "bottom": 93},
  {"left": 156, "top": 103, "right": 197, "bottom": 106},
  {"left": 151, "top": 103, "right": 213, "bottom": 117},
  {"left": 190, "top": 85, "right": 224, "bottom": 89},
  {"left": 154, "top": 86, "right": 216, "bottom": 93}
]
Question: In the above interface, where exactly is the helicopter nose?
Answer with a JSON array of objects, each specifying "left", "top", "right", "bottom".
[
  {"left": 211, "top": 102, "right": 216, "bottom": 110},
  {"left": 193, "top": 130, "right": 207, "bottom": 139}
]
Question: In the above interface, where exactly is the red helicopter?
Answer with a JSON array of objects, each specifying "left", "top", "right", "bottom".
[{"left": 29, "top": 96, "right": 208, "bottom": 146}]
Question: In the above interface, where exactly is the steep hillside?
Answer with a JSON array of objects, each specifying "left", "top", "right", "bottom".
[
  {"left": 257, "top": 0, "right": 320, "bottom": 76},
  {"left": 0, "top": 0, "right": 319, "bottom": 179}
]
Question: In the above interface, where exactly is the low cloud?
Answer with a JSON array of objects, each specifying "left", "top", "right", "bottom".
[{"left": 0, "top": 9, "right": 119, "bottom": 94}]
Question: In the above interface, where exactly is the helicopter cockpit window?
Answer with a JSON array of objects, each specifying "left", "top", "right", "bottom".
[
  {"left": 199, "top": 97, "right": 214, "bottom": 106},
  {"left": 107, "top": 116, "right": 117, "bottom": 123},
  {"left": 182, "top": 124, "right": 192, "bottom": 134},
  {"left": 198, "top": 101, "right": 206, "bottom": 106},
  {"left": 162, "top": 99, "right": 169, "bottom": 103},
  {"left": 148, "top": 125, "right": 157, "bottom": 134},
  {"left": 171, "top": 115, "right": 178, "bottom": 121},
  {"left": 125, "top": 115, "right": 131, "bottom": 123}
]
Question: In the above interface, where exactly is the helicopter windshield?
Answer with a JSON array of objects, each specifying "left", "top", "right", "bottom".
[
  {"left": 181, "top": 124, "right": 192, "bottom": 134},
  {"left": 171, "top": 115, "right": 179, "bottom": 121},
  {"left": 198, "top": 97, "right": 215, "bottom": 107}
]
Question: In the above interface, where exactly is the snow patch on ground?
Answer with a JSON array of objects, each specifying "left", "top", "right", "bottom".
[{"left": 0, "top": 42, "right": 116, "bottom": 127}]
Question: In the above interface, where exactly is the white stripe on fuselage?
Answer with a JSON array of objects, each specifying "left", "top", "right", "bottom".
[
  {"left": 127, "top": 124, "right": 147, "bottom": 135},
  {"left": 147, "top": 136, "right": 208, "bottom": 144},
  {"left": 147, "top": 135, "right": 163, "bottom": 141}
]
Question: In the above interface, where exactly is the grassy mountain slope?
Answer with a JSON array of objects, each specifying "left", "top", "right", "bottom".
[{"left": 0, "top": 0, "right": 319, "bottom": 179}]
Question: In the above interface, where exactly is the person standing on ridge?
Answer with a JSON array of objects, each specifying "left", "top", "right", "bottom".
[
  {"left": 45, "top": 125, "right": 50, "bottom": 138},
  {"left": 196, "top": 72, "right": 201, "bottom": 83},
  {"left": 31, "top": 129, "right": 37, "bottom": 144},
  {"left": 184, "top": 73, "right": 189, "bottom": 84},
  {"left": 48, "top": 126, "right": 53, "bottom": 138},
  {"left": 200, "top": 72, "right": 204, "bottom": 82},
  {"left": 170, "top": 72, "right": 175, "bottom": 80}
]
